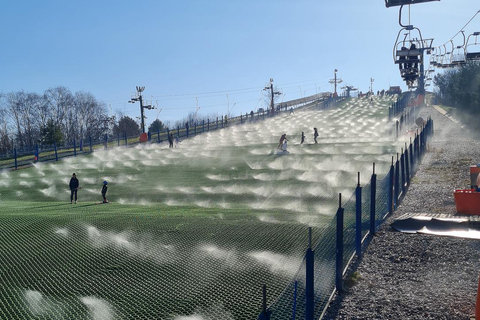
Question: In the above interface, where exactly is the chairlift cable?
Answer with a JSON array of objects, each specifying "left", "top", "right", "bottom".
[{"left": 439, "top": 9, "right": 480, "bottom": 48}]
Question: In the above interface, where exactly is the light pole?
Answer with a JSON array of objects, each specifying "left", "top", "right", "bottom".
[
  {"left": 128, "top": 86, "right": 155, "bottom": 133},
  {"left": 263, "top": 78, "right": 282, "bottom": 113}
]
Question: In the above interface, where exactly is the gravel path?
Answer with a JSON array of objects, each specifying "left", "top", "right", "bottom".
[{"left": 323, "top": 104, "right": 480, "bottom": 320}]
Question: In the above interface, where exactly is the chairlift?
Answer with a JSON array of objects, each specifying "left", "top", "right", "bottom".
[
  {"left": 385, "top": 0, "right": 439, "bottom": 8},
  {"left": 466, "top": 32, "right": 480, "bottom": 61},
  {"left": 428, "top": 50, "right": 438, "bottom": 67},
  {"left": 435, "top": 46, "right": 445, "bottom": 68},
  {"left": 443, "top": 44, "right": 454, "bottom": 68},
  {"left": 450, "top": 33, "right": 467, "bottom": 66},
  {"left": 436, "top": 45, "right": 453, "bottom": 68},
  {"left": 394, "top": 29, "right": 423, "bottom": 85}
]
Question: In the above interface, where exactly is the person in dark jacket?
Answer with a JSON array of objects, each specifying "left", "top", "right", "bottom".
[
  {"left": 101, "top": 181, "right": 108, "bottom": 203},
  {"left": 168, "top": 133, "right": 174, "bottom": 148},
  {"left": 69, "top": 173, "right": 79, "bottom": 204}
]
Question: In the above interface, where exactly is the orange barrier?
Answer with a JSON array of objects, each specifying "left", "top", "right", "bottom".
[
  {"left": 454, "top": 189, "right": 480, "bottom": 215},
  {"left": 139, "top": 133, "right": 148, "bottom": 143}
]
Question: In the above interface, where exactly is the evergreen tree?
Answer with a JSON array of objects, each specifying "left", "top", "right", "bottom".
[
  {"left": 41, "top": 119, "right": 64, "bottom": 145},
  {"left": 148, "top": 119, "right": 164, "bottom": 133},
  {"left": 112, "top": 116, "right": 141, "bottom": 137}
]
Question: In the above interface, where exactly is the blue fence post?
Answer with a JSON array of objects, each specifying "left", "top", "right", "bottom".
[
  {"left": 394, "top": 153, "right": 400, "bottom": 209},
  {"left": 305, "top": 227, "right": 314, "bottom": 320},
  {"left": 124, "top": 132, "right": 127, "bottom": 146},
  {"left": 370, "top": 163, "right": 377, "bottom": 235},
  {"left": 405, "top": 143, "right": 410, "bottom": 186},
  {"left": 194, "top": 122, "right": 197, "bottom": 135},
  {"left": 335, "top": 193, "right": 344, "bottom": 292},
  {"left": 186, "top": 123, "right": 189, "bottom": 137},
  {"left": 80, "top": 139, "right": 83, "bottom": 152},
  {"left": 104, "top": 134, "right": 108, "bottom": 150},
  {"left": 258, "top": 284, "right": 271, "bottom": 320},
  {"left": 177, "top": 126, "right": 180, "bottom": 139},
  {"left": 89, "top": 137, "right": 92, "bottom": 153},
  {"left": 207, "top": 119, "right": 210, "bottom": 131},
  {"left": 148, "top": 131, "right": 151, "bottom": 142},
  {"left": 415, "top": 131, "right": 420, "bottom": 161},
  {"left": 400, "top": 149, "right": 406, "bottom": 195},
  {"left": 202, "top": 120, "right": 205, "bottom": 132},
  {"left": 117, "top": 133, "right": 120, "bottom": 146},
  {"left": 292, "top": 281, "right": 298, "bottom": 320},
  {"left": 73, "top": 139, "right": 76, "bottom": 157},
  {"left": 157, "top": 129, "right": 160, "bottom": 143},
  {"left": 409, "top": 137, "right": 414, "bottom": 173},
  {"left": 420, "top": 125, "right": 426, "bottom": 156},
  {"left": 388, "top": 157, "right": 394, "bottom": 215},
  {"left": 216, "top": 117, "right": 218, "bottom": 129},
  {"left": 14, "top": 147, "right": 17, "bottom": 170},
  {"left": 54, "top": 142, "right": 58, "bottom": 161},
  {"left": 355, "top": 172, "right": 362, "bottom": 257}
]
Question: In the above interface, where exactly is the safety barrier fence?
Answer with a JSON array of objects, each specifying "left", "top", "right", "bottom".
[
  {"left": 388, "top": 91, "right": 419, "bottom": 120},
  {"left": 388, "top": 92, "right": 425, "bottom": 141},
  {"left": 258, "top": 117, "right": 434, "bottom": 320},
  {"left": 0, "top": 96, "right": 341, "bottom": 171}
]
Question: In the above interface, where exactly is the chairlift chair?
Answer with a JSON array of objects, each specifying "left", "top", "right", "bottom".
[
  {"left": 466, "top": 32, "right": 480, "bottom": 61},
  {"left": 394, "top": 29, "right": 423, "bottom": 84},
  {"left": 437, "top": 45, "right": 454, "bottom": 68},
  {"left": 450, "top": 34, "right": 467, "bottom": 67}
]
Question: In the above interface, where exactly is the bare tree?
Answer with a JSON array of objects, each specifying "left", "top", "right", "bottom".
[
  {"left": 74, "top": 91, "right": 108, "bottom": 141},
  {"left": 44, "top": 86, "right": 74, "bottom": 144},
  {"left": 22, "top": 93, "right": 42, "bottom": 146},
  {"left": 6, "top": 91, "right": 27, "bottom": 148},
  {"left": 0, "top": 95, "right": 12, "bottom": 153}
]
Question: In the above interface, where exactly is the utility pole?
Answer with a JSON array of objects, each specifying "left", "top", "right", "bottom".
[
  {"left": 329, "top": 69, "right": 343, "bottom": 97},
  {"left": 128, "top": 86, "right": 155, "bottom": 133},
  {"left": 370, "top": 78, "right": 375, "bottom": 94},
  {"left": 263, "top": 78, "right": 282, "bottom": 114}
]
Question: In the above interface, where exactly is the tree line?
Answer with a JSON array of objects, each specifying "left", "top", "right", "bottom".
[
  {"left": 0, "top": 86, "right": 112, "bottom": 153},
  {"left": 0, "top": 84, "right": 280, "bottom": 155},
  {"left": 434, "top": 61, "right": 480, "bottom": 132},
  {"left": 0, "top": 86, "right": 225, "bottom": 155}
]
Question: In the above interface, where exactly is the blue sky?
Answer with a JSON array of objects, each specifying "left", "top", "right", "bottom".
[{"left": 1, "top": 0, "right": 479, "bottom": 127}]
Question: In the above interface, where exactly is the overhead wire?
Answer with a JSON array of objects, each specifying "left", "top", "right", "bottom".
[
  {"left": 104, "top": 77, "right": 331, "bottom": 116},
  {"left": 438, "top": 9, "right": 480, "bottom": 48}
]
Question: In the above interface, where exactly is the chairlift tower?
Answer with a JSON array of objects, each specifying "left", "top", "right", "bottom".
[
  {"left": 329, "top": 69, "right": 343, "bottom": 97},
  {"left": 128, "top": 86, "right": 155, "bottom": 133},
  {"left": 263, "top": 78, "right": 282, "bottom": 113}
]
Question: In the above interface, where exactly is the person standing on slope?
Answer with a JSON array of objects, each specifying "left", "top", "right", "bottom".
[
  {"left": 69, "top": 173, "right": 79, "bottom": 204},
  {"left": 101, "top": 180, "right": 109, "bottom": 203}
]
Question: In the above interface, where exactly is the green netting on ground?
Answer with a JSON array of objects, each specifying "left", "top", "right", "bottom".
[
  {"left": 0, "top": 96, "right": 412, "bottom": 319},
  {"left": 0, "top": 204, "right": 317, "bottom": 319},
  {"left": 267, "top": 214, "right": 337, "bottom": 320}
]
